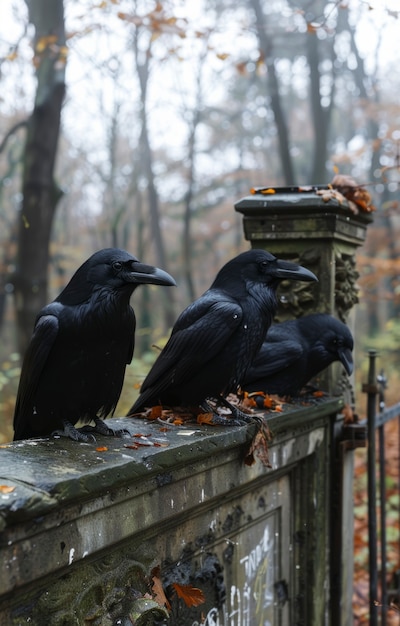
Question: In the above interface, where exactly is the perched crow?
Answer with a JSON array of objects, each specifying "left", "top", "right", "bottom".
[
  {"left": 13, "top": 248, "right": 176, "bottom": 442},
  {"left": 242, "top": 313, "right": 354, "bottom": 397},
  {"left": 128, "top": 249, "right": 317, "bottom": 421}
]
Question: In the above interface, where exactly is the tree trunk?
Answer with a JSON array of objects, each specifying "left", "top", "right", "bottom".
[
  {"left": 249, "top": 0, "right": 295, "bottom": 185},
  {"left": 14, "top": 0, "right": 66, "bottom": 356},
  {"left": 133, "top": 32, "right": 176, "bottom": 329},
  {"left": 306, "top": 32, "right": 330, "bottom": 183}
]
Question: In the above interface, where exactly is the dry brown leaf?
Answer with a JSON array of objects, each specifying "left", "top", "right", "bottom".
[
  {"left": 244, "top": 419, "right": 272, "bottom": 468},
  {"left": 151, "top": 567, "right": 171, "bottom": 610}
]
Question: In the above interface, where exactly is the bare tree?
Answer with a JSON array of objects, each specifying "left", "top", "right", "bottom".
[
  {"left": 249, "top": 0, "right": 296, "bottom": 184},
  {"left": 132, "top": 26, "right": 176, "bottom": 329},
  {"left": 14, "top": 0, "right": 66, "bottom": 355}
]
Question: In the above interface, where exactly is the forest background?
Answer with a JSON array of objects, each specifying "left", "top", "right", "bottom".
[
  {"left": 0, "top": 2, "right": 400, "bottom": 623},
  {"left": 0, "top": 0, "right": 400, "bottom": 442}
]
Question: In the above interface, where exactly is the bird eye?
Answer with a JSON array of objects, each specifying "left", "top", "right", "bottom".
[{"left": 113, "top": 261, "right": 123, "bottom": 271}]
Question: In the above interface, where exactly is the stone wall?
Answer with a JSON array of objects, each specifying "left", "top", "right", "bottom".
[{"left": 1, "top": 400, "right": 344, "bottom": 625}]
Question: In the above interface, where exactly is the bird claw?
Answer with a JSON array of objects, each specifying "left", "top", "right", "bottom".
[
  {"left": 51, "top": 420, "right": 97, "bottom": 443},
  {"left": 202, "top": 399, "right": 255, "bottom": 426},
  {"left": 208, "top": 413, "right": 245, "bottom": 426},
  {"left": 51, "top": 419, "right": 130, "bottom": 443},
  {"left": 92, "top": 418, "right": 130, "bottom": 438}
]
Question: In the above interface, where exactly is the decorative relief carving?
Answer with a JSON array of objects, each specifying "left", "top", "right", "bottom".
[
  {"left": 275, "top": 250, "right": 320, "bottom": 320},
  {"left": 12, "top": 553, "right": 168, "bottom": 626},
  {"left": 334, "top": 252, "right": 360, "bottom": 321}
]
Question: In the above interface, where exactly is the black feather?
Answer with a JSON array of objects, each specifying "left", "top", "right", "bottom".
[
  {"left": 13, "top": 248, "right": 175, "bottom": 441},
  {"left": 128, "top": 249, "right": 317, "bottom": 415},
  {"left": 242, "top": 313, "right": 354, "bottom": 396}
]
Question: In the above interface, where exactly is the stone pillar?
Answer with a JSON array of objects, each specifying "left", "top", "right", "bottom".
[
  {"left": 235, "top": 186, "right": 372, "bottom": 626},
  {"left": 235, "top": 186, "right": 373, "bottom": 395}
]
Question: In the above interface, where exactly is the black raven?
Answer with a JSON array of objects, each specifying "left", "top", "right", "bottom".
[
  {"left": 13, "top": 248, "right": 176, "bottom": 442},
  {"left": 242, "top": 313, "right": 354, "bottom": 397},
  {"left": 128, "top": 249, "right": 317, "bottom": 421}
]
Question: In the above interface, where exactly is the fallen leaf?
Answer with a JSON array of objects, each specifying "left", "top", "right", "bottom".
[
  {"left": 172, "top": 583, "right": 206, "bottom": 607},
  {"left": 149, "top": 406, "right": 163, "bottom": 420},
  {"left": 244, "top": 419, "right": 273, "bottom": 468},
  {"left": 197, "top": 413, "right": 215, "bottom": 425},
  {"left": 250, "top": 186, "right": 276, "bottom": 195},
  {"left": 0, "top": 485, "right": 15, "bottom": 494},
  {"left": 95, "top": 446, "right": 108, "bottom": 452},
  {"left": 151, "top": 566, "right": 171, "bottom": 610}
]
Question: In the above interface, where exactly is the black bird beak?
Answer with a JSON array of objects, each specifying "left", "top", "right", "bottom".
[
  {"left": 273, "top": 259, "right": 318, "bottom": 282},
  {"left": 129, "top": 262, "right": 177, "bottom": 287},
  {"left": 338, "top": 346, "right": 354, "bottom": 376}
]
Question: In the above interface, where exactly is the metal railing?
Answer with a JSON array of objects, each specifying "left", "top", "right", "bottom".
[{"left": 362, "top": 349, "right": 400, "bottom": 625}]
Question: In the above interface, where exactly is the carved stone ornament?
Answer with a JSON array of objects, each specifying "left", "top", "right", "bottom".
[{"left": 12, "top": 553, "right": 169, "bottom": 626}]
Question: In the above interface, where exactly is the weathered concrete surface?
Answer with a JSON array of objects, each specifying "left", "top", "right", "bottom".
[{"left": 0, "top": 398, "right": 343, "bottom": 625}]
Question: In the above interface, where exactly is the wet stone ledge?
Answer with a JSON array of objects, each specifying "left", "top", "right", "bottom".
[{"left": 0, "top": 397, "right": 343, "bottom": 626}]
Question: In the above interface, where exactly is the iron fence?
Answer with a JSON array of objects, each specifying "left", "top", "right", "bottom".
[{"left": 362, "top": 349, "right": 400, "bottom": 625}]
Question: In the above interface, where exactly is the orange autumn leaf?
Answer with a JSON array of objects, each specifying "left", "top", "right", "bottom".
[
  {"left": 263, "top": 394, "right": 282, "bottom": 410},
  {"left": 172, "top": 417, "right": 184, "bottom": 426},
  {"left": 0, "top": 485, "right": 15, "bottom": 494},
  {"left": 124, "top": 443, "right": 139, "bottom": 450},
  {"left": 250, "top": 187, "right": 276, "bottom": 195},
  {"left": 197, "top": 412, "right": 214, "bottom": 425},
  {"left": 241, "top": 391, "right": 258, "bottom": 408},
  {"left": 260, "top": 188, "right": 276, "bottom": 195},
  {"left": 96, "top": 446, "right": 108, "bottom": 452},
  {"left": 149, "top": 405, "right": 163, "bottom": 420},
  {"left": 312, "top": 390, "right": 325, "bottom": 398},
  {"left": 172, "top": 583, "right": 206, "bottom": 607}
]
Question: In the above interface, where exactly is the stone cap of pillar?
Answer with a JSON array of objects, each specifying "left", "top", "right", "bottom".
[{"left": 234, "top": 186, "right": 373, "bottom": 246}]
